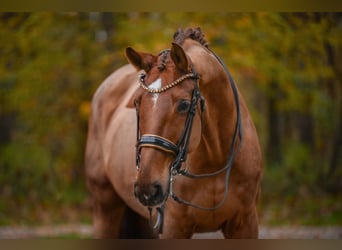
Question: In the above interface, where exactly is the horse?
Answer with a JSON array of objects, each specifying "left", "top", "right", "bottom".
[{"left": 85, "top": 27, "right": 263, "bottom": 239}]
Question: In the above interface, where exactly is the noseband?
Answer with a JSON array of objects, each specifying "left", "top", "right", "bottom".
[{"left": 134, "top": 49, "right": 242, "bottom": 234}]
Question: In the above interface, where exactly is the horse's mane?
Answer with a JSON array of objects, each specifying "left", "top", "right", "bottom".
[
  {"left": 156, "top": 28, "right": 209, "bottom": 72},
  {"left": 173, "top": 27, "right": 209, "bottom": 48}
]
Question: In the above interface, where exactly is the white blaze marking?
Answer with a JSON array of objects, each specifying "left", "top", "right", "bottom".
[{"left": 149, "top": 78, "right": 162, "bottom": 108}]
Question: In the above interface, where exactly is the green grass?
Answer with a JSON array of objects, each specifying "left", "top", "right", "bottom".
[
  {"left": 260, "top": 194, "right": 342, "bottom": 226},
  {"left": 0, "top": 187, "right": 92, "bottom": 226}
]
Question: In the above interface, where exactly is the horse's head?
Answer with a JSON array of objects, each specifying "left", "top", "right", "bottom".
[{"left": 126, "top": 43, "right": 203, "bottom": 207}]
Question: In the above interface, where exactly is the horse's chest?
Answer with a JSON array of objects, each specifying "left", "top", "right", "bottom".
[
  {"left": 167, "top": 177, "right": 232, "bottom": 232},
  {"left": 192, "top": 210, "right": 225, "bottom": 232}
]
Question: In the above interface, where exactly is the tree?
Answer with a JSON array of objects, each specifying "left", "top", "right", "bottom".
[{"left": 0, "top": 12, "right": 340, "bottom": 224}]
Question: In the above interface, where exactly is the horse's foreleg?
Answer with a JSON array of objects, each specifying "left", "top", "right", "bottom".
[
  {"left": 158, "top": 211, "right": 194, "bottom": 239},
  {"left": 88, "top": 178, "right": 125, "bottom": 238},
  {"left": 222, "top": 208, "right": 259, "bottom": 239},
  {"left": 119, "top": 206, "right": 158, "bottom": 238}
]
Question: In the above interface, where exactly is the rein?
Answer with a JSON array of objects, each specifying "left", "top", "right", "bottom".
[
  {"left": 170, "top": 49, "right": 243, "bottom": 212},
  {"left": 134, "top": 49, "right": 242, "bottom": 234}
]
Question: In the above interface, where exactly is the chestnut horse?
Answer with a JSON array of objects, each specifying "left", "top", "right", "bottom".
[{"left": 85, "top": 28, "right": 263, "bottom": 239}]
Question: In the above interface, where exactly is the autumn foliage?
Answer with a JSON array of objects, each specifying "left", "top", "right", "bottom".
[{"left": 0, "top": 13, "right": 341, "bottom": 225}]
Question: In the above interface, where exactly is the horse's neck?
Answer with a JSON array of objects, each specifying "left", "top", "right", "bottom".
[
  {"left": 184, "top": 43, "right": 238, "bottom": 169},
  {"left": 198, "top": 74, "right": 237, "bottom": 169}
]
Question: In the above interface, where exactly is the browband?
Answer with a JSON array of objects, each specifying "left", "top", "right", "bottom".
[{"left": 139, "top": 72, "right": 199, "bottom": 94}]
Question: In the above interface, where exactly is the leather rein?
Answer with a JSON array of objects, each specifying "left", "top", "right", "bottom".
[{"left": 134, "top": 49, "right": 242, "bottom": 234}]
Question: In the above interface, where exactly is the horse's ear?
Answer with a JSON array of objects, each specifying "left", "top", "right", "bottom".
[
  {"left": 171, "top": 43, "right": 191, "bottom": 72},
  {"left": 126, "top": 47, "right": 156, "bottom": 73}
]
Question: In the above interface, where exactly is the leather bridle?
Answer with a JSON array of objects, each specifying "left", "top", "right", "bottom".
[
  {"left": 133, "top": 49, "right": 242, "bottom": 234},
  {"left": 135, "top": 67, "right": 202, "bottom": 171}
]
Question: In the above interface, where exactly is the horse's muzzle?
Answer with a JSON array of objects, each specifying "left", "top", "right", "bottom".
[{"left": 134, "top": 181, "right": 165, "bottom": 207}]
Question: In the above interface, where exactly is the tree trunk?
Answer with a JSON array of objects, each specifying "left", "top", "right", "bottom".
[{"left": 267, "top": 81, "right": 282, "bottom": 166}]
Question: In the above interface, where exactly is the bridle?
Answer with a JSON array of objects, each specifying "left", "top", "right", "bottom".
[
  {"left": 135, "top": 67, "right": 203, "bottom": 173},
  {"left": 134, "top": 49, "right": 242, "bottom": 234}
]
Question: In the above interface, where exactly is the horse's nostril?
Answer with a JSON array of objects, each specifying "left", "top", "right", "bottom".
[
  {"left": 134, "top": 181, "right": 164, "bottom": 206},
  {"left": 152, "top": 182, "right": 162, "bottom": 198}
]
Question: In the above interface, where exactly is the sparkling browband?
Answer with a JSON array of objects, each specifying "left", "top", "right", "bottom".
[{"left": 139, "top": 73, "right": 199, "bottom": 93}]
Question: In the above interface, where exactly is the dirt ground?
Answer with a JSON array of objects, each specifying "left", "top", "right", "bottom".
[{"left": 0, "top": 224, "right": 341, "bottom": 239}]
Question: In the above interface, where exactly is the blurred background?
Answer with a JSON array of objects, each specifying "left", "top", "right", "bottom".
[{"left": 0, "top": 12, "right": 341, "bottom": 230}]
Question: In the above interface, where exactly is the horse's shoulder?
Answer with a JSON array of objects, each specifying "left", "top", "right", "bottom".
[
  {"left": 90, "top": 64, "right": 137, "bottom": 119},
  {"left": 86, "top": 64, "right": 138, "bottom": 175},
  {"left": 92, "top": 64, "right": 136, "bottom": 105}
]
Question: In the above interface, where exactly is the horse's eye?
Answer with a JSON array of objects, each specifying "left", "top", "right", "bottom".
[{"left": 177, "top": 100, "right": 191, "bottom": 113}]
